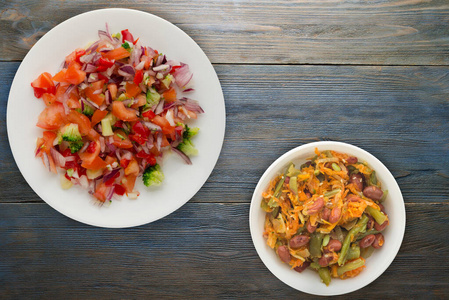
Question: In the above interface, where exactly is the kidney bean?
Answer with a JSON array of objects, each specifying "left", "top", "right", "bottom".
[
  {"left": 363, "top": 186, "right": 384, "bottom": 201},
  {"left": 289, "top": 235, "right": 310, "bottom": 249},
  {"left": 367, "top": 215, "right": 375, "bottom": 230},
  {"left": 306, "top": 197, "right": 324, "bottom": 215},
  {"left": 306, "top": 220, "right": 317, "bottom": 233},
  {"left": 326, "top": 239, "right": 342, "bottom": 252},
  {"left": 378, "top": 203, "right": 386, "bottom": 214},
  {"left": 321, "top": 207, "right": 331, "bottom": 221},
  {"left": 374, "top": 219, "right": 389, "bottom": 232},
  {"left": 293, "top": 261, "right": 310, "bottom": 273},
  {"left": 349, "top": 173, "right": 364, "bottom": 191},
  {"left": 318, "top": 253, "right": 333, "bottom": 267},
  {"left": 329, "top": 207, "right": 341, "bottom": 224},
  {"left": 359, "top": 234, "right": 376, "bottom": 248},
  {"left": 372, "top": 233, "right": 385, "bottom": 249},
  {"left": 346, "top": 156, "right": 358, "bottom": 164},
  {"left": 277, "top": 245, "right": 291, "bottom": 263}
]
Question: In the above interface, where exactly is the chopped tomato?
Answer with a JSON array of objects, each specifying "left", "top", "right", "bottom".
[
  {"left": 162, "top": 87, "right": 177, "bottom": 102},
  {"left": 36, "top": 102, "right": 66, "bottom": 130},
  {"left": 129, "top": 121, "right": 150, "bottom": 145},
  {"left": 42, "top": 93, "right": 57, "bottom": 106},
  {"left": 169, "top": 65, "right": 182, "bottom": 74},
  {"left": 120, "top": 158, "right": 130, "bottom": 168},
  {"left": 84, "top": 80, "right": 105, "bottom": 106},
  {"left": 151, "top": 115, "right": 175, "bottom": 135},
  {"left": 53, "top": 62, "right": 86, "bottom": 85},
  {"left": 96, "top": 57, "right": 115, "bottom": 72},
  {"left": 121, "top": 29, "right": 135, "bottom": 44},
  {"left": 112, "top": 129, "right": 133, "bottom": 149},
  {"left": 125, "top": 82, "right": 141, "bottom": 98},
  {"left": 142, "top": 110, "right": 156, "bottom": 120},
  {"left": 104, "top": 171, "right": 120, "bottom": 186},
  {"left": 114, "top": 184, "right": 126, "bottom": 196},
  {"left": 133, "top": 69, "right": 144, "bottom": 85},
  {"left": 111, "top": 101, "right": 139, "bottom": 122},
  {"left": 107, "top": 83, "right": 118, "bottom": 100},
  {"left": 67, "top": 97, "right": 81, "bottom": 109},
  {"left": 91, "top": 109, "right": 108, "bottom": 127},
  {"left": 35, "top": 131, "right": 57, "bottom": 155},
  {"left": 93, "top": 182, "right": 108, "bottom": 202},
  {"left": 125, "top": 158, "right": 139, "bottom": 176},
  {"left": 122, "top": 174, "right": 137, "bottom": 194},
  {"left": 79, "top": 140, "right": 101, "bottom": 165},
  {"left": 67, "top": 110, "right": 91, "bottom": 136},
  {"left": 81, "top": 154, "right": 107, "bottom": 170},
  {"left": 65, "top": 48, "right": 86, "bottom": 65},
  {"left": 86, "top": 128, "right": 101, "bottom": 141},
  {"left": 31, "top": 72, "right": 56, "bottom": 98},
  {"left": 136, "top": 150, "right": 157, "bottom": 166},
  {"left": 131, "top": 94, "right": 146, "bottom": 109},
  {"left": 101, "top": 46, "right": 130, "bottom": 60}
]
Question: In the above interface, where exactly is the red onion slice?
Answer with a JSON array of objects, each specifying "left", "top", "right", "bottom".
[
  {"left": 50, "top": 147, "right": 66, "bottom": 168},
  {"left": 143, "top": 121, "right": 162, "bottom": 132},
  {"left": 171, "top": 147, "right": 192, "bottom": 165},
  {"left": 173, "top": 64, "right": 193, "bottom": 88}
]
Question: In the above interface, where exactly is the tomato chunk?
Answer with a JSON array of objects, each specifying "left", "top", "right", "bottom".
[
  {"left": 36, "top": 102, "right": 66, "bottom": 130},
  {"left": 112, "top": 101, "right": 139, "bottom": 122}
]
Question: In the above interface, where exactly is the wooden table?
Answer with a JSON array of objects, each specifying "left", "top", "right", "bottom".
[{"left": 1, "top": 1, "right": 448, "bottom": 298}]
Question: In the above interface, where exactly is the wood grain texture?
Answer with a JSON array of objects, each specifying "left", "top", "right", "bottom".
[
  {"left": 0, "top": 202, "right": 448, "bottom": 299},
  {"left": 1, "top": 0, "right": 449, "bottom": 65},
  {"left": 1, "top": 62, "right": 448, "bottom": 203}
]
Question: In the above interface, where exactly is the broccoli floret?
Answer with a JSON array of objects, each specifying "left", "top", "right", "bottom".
[
  {"left": 82, "top": 104, "right": 95, "bottom": 116},
  {"left": 61, "top": 123, "right": 82, "bottom": 142},
  {"left": 183, "top": 125, "right": 199, "bottom": 140},
  {"left": 68, "top": 141, "right": 84, "bottom": 153},
  {"left": 142, "top": 164, "right": 164, "bottom": 187},
  {"left": 146, "top": 87, "right": 161, "bottom": 108},
  {"left": 176, "top": 125, "right": 199, "bottom": 156},
  {"left": 177, "top": 139, "right": 198, "bottom": 156}
]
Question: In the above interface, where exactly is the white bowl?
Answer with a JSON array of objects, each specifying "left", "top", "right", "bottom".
[{"left": 249, "top": 141, "right": 406, "bottom": 296}]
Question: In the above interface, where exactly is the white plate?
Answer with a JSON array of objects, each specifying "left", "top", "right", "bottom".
[
  {"left": 249, "top": 141, "right": 406, "bottom": 296},
  {"left": 7, "top": 8, "right": 225, "bottom": 228}
]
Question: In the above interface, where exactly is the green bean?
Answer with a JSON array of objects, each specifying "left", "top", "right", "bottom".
[
  {"left": 331, "top": 163, "right": 341, "bottom": 171},
  {"left": 324, "top": 188, "right": 341, "bottom": 198},
  {"left": 318, "top": 267, "right": 332, "bottom": 286},
  {"left": 271, "top": 206, "right": 280, "bottom": 218},
  {"left": 346, "top": 244, "right": 361, "bottom": 260},
  {"left": 273, "top": 175, "right": 285, "bottom": 198},
  {"left": 310, "top": 233, "right": 324, "bottom": 258},
  {"left": 309, "top": 261, "right": 321, "bottom": 271},
  {"left": 267, "top": 174, "right": 285, "bottom": 208},
  {"left": 322, "top": 234, "right": 330, "bottom": 247},
  {"left": 380, "top": 189, "right": 388, "bottom": 203},
  {"left": 368, "top": 170, "right": 378, "bottom": 186},
  {"left": 337, "top": 258, "right": 365, "bottom": 276},
  {"left": 260, "top": 199, "right": 271, "bottom": 212},
  {"left": 337, "top": 215, "right": 369, "bottom": 266},
  {"left": 365, "top": 206, "right": 387, "bottom": 225},
  {"left": 361, "top": 246, "right": 375, "bottom": 259},
  {"left": 286, "top": 164, "right": 301, "bottom": 177},
  {"left": 323, "top": 150, "right": 333, "bottom": 158}
]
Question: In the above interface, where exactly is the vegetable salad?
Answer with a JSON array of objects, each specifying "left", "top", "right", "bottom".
[
  {"left": 32, "top": 26, "right": 203, "bottom": 202},
  {"left": 261, "top": 149, "right": 389, "bottom": 286}
]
